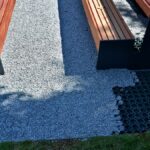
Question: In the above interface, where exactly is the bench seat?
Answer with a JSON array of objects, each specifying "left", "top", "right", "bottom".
[
  {"left": 0, "top": 0, "right": 8, "bottom": 24},
  {"left": 0, "top": 0, "right": 15, "bottom": 54},
  {"left": 136, "top": 0, "right": 150, "bottom": 17},
  {"left": 82, "top": 0, "right": 134, "bottom": 50},
  {"left": 0, "top": 0, "right": 15, "bottom": 74}
]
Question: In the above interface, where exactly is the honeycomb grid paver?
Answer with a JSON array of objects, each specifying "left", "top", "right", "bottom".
[{"left": 113, "top": 71, "right": 150, "bottom": 134}]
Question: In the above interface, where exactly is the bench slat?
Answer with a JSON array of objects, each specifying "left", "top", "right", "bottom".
[
  {"left": 96, "top": 0, "right": 119, "bottom": 40},
  {"left": 0, "top": 0, "right": 16, "bottom": 53},
  {"left": 93, "top": 0, "right": 117, "bottom": 40},
  {"left": 82, "top": 0, "right": 134, "bottom": 51},
  {"left": 136, "top": 0, "right": 150, "bottom": 17},
  {"left": 82, "top": 0, "right": 102, "bottom": 49},
  {"left": 101, "top": 0, "right": 125, "bottom": 39},
  {"left": 88, "top": 0, "right": 108, "bottom": 40},
  {"left": 0, "top": 0, "right": 8, "bottom": 24},
  {"left": 103, "top": 0, "right": 134, "bottom": 39}
]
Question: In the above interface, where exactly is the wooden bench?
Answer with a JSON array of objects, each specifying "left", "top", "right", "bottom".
[
  {"left": 82, "top": 0, "right": 150, "bottom": 69},
  {"left": 82, "top": 0, "right": 134, "bottom": 50},
  {"left": 0, "top": 0, "right": 16, "bottom": 74},
  {"left": 136, "top": 0, "right": 150, "bottom": 17},
  {"left": 0, "top": 0, "right": 15, "bottom": 53}
]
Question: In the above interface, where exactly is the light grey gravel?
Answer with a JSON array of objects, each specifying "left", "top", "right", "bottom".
[{"left": 0, "top": 0, "right": 136, "bottom": 142}]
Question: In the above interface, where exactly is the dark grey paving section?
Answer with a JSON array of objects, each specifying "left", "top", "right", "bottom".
[
  {"left": 112, "top": 0, "right": 150, "bottom": 134},
  {"left": 0, "top": 0, "right": 135, "bottom": 142},
  {"left": 113, "top": 71, "right": 150, "bottom": 134}
]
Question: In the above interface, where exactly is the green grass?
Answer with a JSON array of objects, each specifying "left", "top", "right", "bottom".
[{"left": 1, "top": 133, "right": 150, "bottom": 150}]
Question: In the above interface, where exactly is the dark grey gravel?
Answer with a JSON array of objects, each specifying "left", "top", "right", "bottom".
[{"left": 0, "top": 0, "right": 137, "bottom": 142}]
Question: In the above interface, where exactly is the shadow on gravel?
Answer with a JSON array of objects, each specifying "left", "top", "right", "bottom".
[
  {"left": 58, "top": 0, "right": 149, "bottom": 76},
  {"left": 0, "top": 85, "right": 117, "bottom": 141},
  {"left": 58, "top": 0, "right": 97, "bottom": 76},
  {"left": 126, "top": 0, "right": 146, "bottom": 18},
  {"left": 117, "top": 0, "right": 148, "bottom": 27}
]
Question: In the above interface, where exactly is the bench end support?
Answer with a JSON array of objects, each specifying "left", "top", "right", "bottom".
[
  {"left": 97, "top": 39, "right": 150, "bottom": 70},
  {"left": 0, "top": 58, "right": 4, "bottom": 75}
]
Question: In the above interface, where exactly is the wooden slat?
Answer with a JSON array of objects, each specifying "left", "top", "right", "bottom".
[
  {"left": 0, "top": 0, "right": 8, "bottom": 24},
  {"left": 82, "top": 0, "right": 102, "bottom": 50},
  {"left": 104, "top": 0, "right": 134, "bottom": 39},
  {"left": 97, "top": 0, "right": 119, "bottom": 40},
  {"left": 101, "top": 0, "right": 127, "bottom": 39},
  {"left": 93, "top": 0, "right": 117, "bottom": 40},
  {"left": 0, "top": 0, "right": 3, "bottom": 8},
  {"left": 0, "top": 0, "right": 16, "bottom": 54},
  {"left": 82, "top": 0, "right": 134, "bottom": 51},
  {"left": 82, "top": 0, "right": 117, "bottom": 49},
  {"left": 136, "top": 0, "right": 150, "bottom": 17}
]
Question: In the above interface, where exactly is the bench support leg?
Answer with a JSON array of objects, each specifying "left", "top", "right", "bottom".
[
  {"left": 97, "top": 40, "right": 137, "bottom": 69},
  {"left": 0, "top": 58, "right": 4, "bottom": 75},
  {"left": 97, "top": 20, "right": 150, "bottom": 70},
  {"left": 141, "top": 19, "right": 150, "bottom": 51}
]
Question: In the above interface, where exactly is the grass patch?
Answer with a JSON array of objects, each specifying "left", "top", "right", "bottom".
[{"left": 1, "top": 133, "right": 150, "bottom": 150}]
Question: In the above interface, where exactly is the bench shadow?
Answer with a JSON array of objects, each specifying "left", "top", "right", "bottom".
[
  {"left": 58, "top": 0, "right": 97, "bottom": 76},
  {"left": 58, "top": 0, "right": 149, "bottom": 76},
  {"left": 126, "top": 0, "right": 147, "bottom": 18},
  {"left": 116, "top": 0, "right": 148, "bottom": 27},
  {"left": 0, "top": 87, "right": 84, "bottom": 141}
]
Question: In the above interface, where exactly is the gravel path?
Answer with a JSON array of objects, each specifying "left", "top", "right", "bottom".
[
  {"left": 0, "top": 0, "right": 136, "bottom": 142},
  {"left": 113, "top": 0, "right": 148, "bottom": 38}
]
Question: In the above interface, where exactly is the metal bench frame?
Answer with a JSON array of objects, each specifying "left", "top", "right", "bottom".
[
  {"left": 82, "top": 0, "right": 150, "bottom": 70},
  {"left": 97, "top": 20, "right": 150, "bottom": 70}
]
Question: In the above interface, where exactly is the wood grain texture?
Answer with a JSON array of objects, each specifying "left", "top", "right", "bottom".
[
  {"left": 102, "top": 0, "right": 134, "bottom": 39},
  {"left": 0, "top": 0, "right": 15, "bottom": 54},
  {"left": 146, "top": 0, "right": 150, "bottom": 5},
  {"left": 82, "top": 0, "right": 134, "bottom": 51},
  {"left": 0, "top": 0, "right": 4, "bottom": 9},
  {"left": 0, "top": 0, "right": 8, "bottom": 24},
  {"left": 136, "top": 0, "right": 150, "bottom": 17}
]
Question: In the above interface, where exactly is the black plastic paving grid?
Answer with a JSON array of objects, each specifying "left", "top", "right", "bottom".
[{"left": 113, "top": 71, "right": 150, "bottom": 134}]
